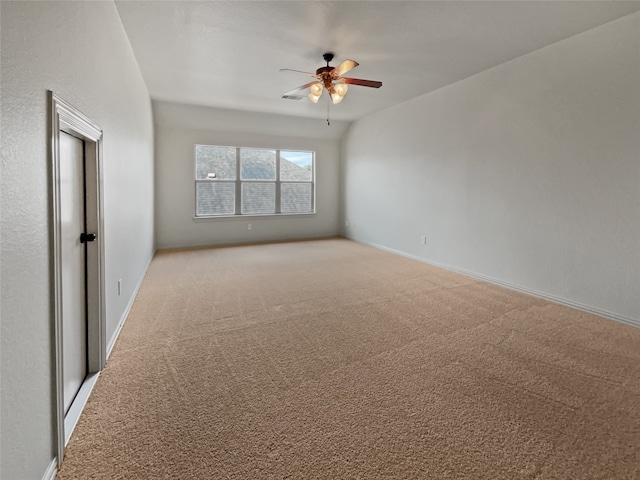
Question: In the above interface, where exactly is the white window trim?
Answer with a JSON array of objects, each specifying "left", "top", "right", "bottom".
[
  {"left": 192, "top": 212, "right": 316, "bottom": 222},
  {"left": 194, "top": 145, "right": 316, "bottom": 218}
]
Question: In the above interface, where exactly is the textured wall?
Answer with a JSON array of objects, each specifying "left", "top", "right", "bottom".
[
  {"left": 342, "top": 12, "right": 640, "bottom": 324},
  {"left": 0, "top": 2, "right": 154, "bottom": 478},
  {"left": 154, "top": 101, "right": 346, "bottom": 249}
]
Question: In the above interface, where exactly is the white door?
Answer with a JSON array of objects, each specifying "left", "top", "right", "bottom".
[{"left": 59, "top": 131, "right": 88, "bottom": 415}]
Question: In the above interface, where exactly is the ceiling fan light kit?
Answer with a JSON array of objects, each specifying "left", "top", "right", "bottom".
[
  {"left": 281, "top": 52, "right": 382, "bottom": 107},
  {"left": 309, "top": 82, "right": 323, "bottom": 103}
]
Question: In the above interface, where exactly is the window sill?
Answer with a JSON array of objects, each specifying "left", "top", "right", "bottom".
[{"left": 192, "top": 212, "right": 316, "bottom": 222}]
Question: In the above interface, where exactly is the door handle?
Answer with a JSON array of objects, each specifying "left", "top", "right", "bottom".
[{"left": 80, "top": 233, "right": 97, "bottom": 243}]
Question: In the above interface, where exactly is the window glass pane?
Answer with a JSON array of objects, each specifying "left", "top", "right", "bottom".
[
  {"left": 196, "top": 182, "right": 235, "bottom": 216},
  {"left": 240, "top": 149, "right": 276, "bottom": 180},
  {"left": 281, "top": 183, "right": 312, "bottom": 213},
  {"left": 241, "top": 182, "right": 275, "bottom": 214},
  {"left": 280, "top": 151, "right": 312, "bottom": 181},
  {"left": 196, "top": 146, "right": 236, "bottom": 180}
]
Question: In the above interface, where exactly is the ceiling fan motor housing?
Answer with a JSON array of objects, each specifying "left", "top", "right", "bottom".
[
  {"left": 315, "top": 66, "right": 336, "bottom": 91},
  {"left": 318, "top": 53, "right": 339, "bottom": 92}
]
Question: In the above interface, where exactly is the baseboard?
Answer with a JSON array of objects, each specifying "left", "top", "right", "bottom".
[
  {"left": 41, "top": 458, "right": 57, "bottom": 480},
  {"left": 106, "top": 251, "right": 156, "bottom": 359},
  {"left": 157, "top": 234, "right": 341, "bottom": 252},
  {"left": 356, "top": 239, "right": 640, "bottom": 329},
  {"left": 64, "top": 372, "right": 100, "bottom": 445}
]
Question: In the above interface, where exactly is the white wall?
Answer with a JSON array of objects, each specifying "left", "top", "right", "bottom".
[
  {"left": 154, "top": 101, "right": 348, "bottom": 249},
  {"left": 342, "top": 12, "right": 640, "bottom": 325},
  {"left": 0, "top": 2, "right": 154, "bottom": 478}
]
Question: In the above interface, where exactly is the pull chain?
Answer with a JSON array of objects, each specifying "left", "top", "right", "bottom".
[{"left": 326, "top": 96, "right": 331, "bottom": 126}]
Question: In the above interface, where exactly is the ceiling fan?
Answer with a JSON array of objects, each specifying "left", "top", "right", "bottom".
[{"left": 280, "top": 52, "right": 382, "bottom": 105}]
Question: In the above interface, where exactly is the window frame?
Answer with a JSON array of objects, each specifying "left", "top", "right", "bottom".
[{"left": 194, "top": 144, "right": 316, "bottom": 218}]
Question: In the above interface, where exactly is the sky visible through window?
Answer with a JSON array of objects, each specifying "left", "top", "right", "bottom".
[{"left": 281, "top": 151, "right": 312, "bottom": 169}]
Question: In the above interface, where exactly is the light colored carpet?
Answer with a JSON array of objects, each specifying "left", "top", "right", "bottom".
[{"left": 57, "top": 238, "right": 640, "bottom": 479}]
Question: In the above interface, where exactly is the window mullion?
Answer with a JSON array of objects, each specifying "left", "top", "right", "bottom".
[
  {"left": 311, "top": 152, "right": 315, "bottom": 212},
  {"left": 235, "top": 147, "right": 242, "bottom": 215},
  {"left": 275, "top": 150, "right": 281, "bottom": 214}
]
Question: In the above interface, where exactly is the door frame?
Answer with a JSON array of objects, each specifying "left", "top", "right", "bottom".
[{"left": 50, "top": 92, "right": 105, "bottom": 466}]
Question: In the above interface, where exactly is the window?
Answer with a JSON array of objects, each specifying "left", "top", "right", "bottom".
[{"left": 195, "top": 145, "right": 314, "bottom": 217}]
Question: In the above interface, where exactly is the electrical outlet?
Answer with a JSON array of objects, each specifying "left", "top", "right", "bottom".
[
  {"left": 248, "top": 223, "right": 252, "bottom": 231},
  {"left": 420, "top": 235, "right": 427, "bottom": 245}
]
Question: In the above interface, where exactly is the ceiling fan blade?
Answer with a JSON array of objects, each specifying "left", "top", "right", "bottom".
[
  {"left": 331, "top": 59, "right": 359, "bottom": 77},
  {"left": 341, "top": 78, "right": 383, "bottom": 88},
  {"left": 281, "top": 81, "right": 318, "bottom": 97},
  {"left": 279, "top": 68, "right": 318, "bottom": 77}
]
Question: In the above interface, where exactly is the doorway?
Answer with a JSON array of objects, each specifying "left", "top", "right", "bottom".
[{"left": 50, "top": 92, "right": 105, "bottom": 466}]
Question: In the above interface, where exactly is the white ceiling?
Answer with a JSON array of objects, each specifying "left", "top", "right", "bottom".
[{"left": 115, "top": 1, "right": 640, "bottom": 122}]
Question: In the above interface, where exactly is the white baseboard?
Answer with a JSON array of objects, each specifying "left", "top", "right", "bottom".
[
  {"left": 41, "top": 458, "right": 57, "bottom": 480},
  {"left": 356, "top": 238, "right": 640, "bottom": 329},
  {"left": 106, "top": 251, "right": 155, "bottom": 359},
  {"left": 64, "top": 372, "right": 100, "bottom": 445},
  {"left": 157, "top": 234, "right": 340, "bottom": 251}
]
